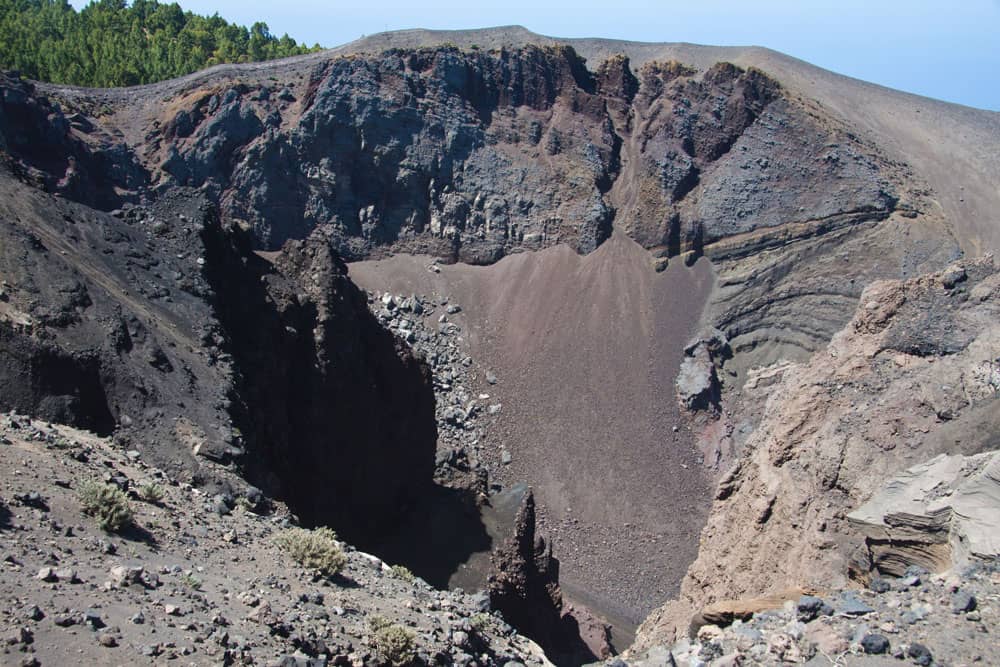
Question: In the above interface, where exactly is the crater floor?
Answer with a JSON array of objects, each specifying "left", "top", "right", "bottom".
[{"left": 350, "top": 233, "right": 716, "bottom": 636}]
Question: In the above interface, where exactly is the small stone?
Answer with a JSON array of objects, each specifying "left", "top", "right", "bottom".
[
  {"left": 797, "top": 594, "right": 824, "bottom": 622},
  {"left": 164, "top": 604, "right": 182, "bottom": 616},
  {"left": 501, "top": 450, "right": 512, "bottom": 465},
  {"left": 84, "top": 610, "right": 105, "bottom": 629},
  {"left": 23, "top": 605, "right": 44, "bottom": 622},
  {"left": 836, "top": 591, "right": 874, "bottom": 616},
  {"left": 19, "top": 656, "right": 41, "bottom": 667},
  {"left": 8, "top": 627, "right": 33, "bottom": 646},
  {"left": 109, "top": 564, "right": 144, "bottom": 588},
  {"left": 211, "top": 495, "right": 232, "bottom": 516},
  {"left": 53, "top": 613, "right": 78, "bottom": 627},
  {"left": 869, "top": 577, "right": 891, "bottom": 593},
  {"left": 785, "top": 621, "right": 806, "bottom": 640},
  {"left": 940, "top": 265, "right": 967, "bottom": 289},
  {"left": 98, "top": 632, "right": 118, "bottom": 647},
  {"left": 485, "top": 371, "right": 498, "bottom": 385},
  {"left": 36, "top": 567, "right": 57, "bottom": 582},
  {"left": 54, "top": 567, "right": 79, "bottom": 583},
  {"left": 907, "top": 643, "right": 933, "bottom": 666},
  {"left": 860, "top": 634, "right": 890, "bottom": 654},
  {"left": 952, "top": 590, "right": 977, "bottom": 613},
  {"left": 696, "top": 624, "right": 724, "bottom": 642}
]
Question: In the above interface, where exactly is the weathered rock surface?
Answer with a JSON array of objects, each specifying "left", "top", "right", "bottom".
[
  {"left": 0, "top": 416, "right": 553, "bottom": 667},
  {"left": 200, "top": 217, "right": 437, "bottom": 544},
  {"left": 0, "top": 171, "right": 438, "bottom": 552},
  {"left": 848, "top": 450, "right": 1000, "bottom": 576},
  {"left": 5, "top": 43, "right": 917, "bottom": 271},
  {"left": 621, "top": 563, "right": 998, "bottom": 667},
  {"left": 635, "top": 257, "right": 1000, "bottom": 648},
  {"left": 489, "top": 491, "right": 606, "bottom": 666}
]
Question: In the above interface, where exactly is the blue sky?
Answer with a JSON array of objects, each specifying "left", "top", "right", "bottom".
[{"left": 72, "top": 0, "right": 1000, "bottom": 110}]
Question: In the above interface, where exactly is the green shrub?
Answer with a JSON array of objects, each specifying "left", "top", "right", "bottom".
[
  {"left": 390, "top": 564, "right": 415, "bottom": 583},
  {"left": 138, "top": 482, "right": 165, "bottom": 504},
  {"left": 369, "top": 616, "right": 416, "bottom": 666},
  {"left": 273, "top": 527, "right": 347, "bottom": 577},
  {"left": 78, "top": 480, "right": 133, "bottom": 532}
]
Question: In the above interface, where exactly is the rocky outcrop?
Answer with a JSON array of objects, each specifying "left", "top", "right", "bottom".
[
  {"left": 200, "top": 216, "right": 438, "bottom": 545},
  {"left": 848, "top": 450, "right": 1000, "bottom": 577},
  {"left": 0, "top": 72, "right": 146, "bottom": 209},
  {"left": 628, "top": 565, "right": 998, "bottom": 666},
  {"left": 635, "top": 257, "right": 1000, "bottom": 648},
  {"left": 489, "top": 490, "right": 606, "bottom": 666},
  {"left": 0, "top": 169, "right": 439, "bottom": 550},
  {"left": 676, "top": 328, "right": 731, "bottom": 413},
  {"left": 9, "top": 42, "right": 911, "bottom": 271},
  {"left": 156, "top": 46, "right": 620, "bottom": 261}
]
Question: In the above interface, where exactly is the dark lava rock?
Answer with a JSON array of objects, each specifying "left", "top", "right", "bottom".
[
  {"left": 22, "top": 605, "right": 44, "bottom": 622},
  {"left": 869, "top": 577, "right": 892, "bottom": 594},
  {"left": 951, "top": 590, "right": 977, "bottom": 614},
  {"left": 860, "top": 634, "right": 890, "bottom": 654},
  {"left": 836, "top": 592, "right": 874, "bottom": 616},
  {"left": 797, "top": 595, "right": 825, "bottom": 622},
  {"left": 907, "top": 643, "right": 933, "bottom": 666}
]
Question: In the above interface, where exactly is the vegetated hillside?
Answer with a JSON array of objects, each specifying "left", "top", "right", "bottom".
[{"left": 0, "top": 0, "right": 318, "bottom": 87}]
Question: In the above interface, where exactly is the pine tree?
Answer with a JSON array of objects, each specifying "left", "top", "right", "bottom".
[{"left": 0, "top": 0, "right": 319, "bottom": 87}]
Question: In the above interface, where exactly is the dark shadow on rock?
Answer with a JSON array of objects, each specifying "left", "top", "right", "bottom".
[
  {"left": 371, "top": 483, "right": 493, "bottom": 590},
  {"left": 200, "top": 212, "right": 438, "bottom": 552},
  {"left": 120, "top": 523, "right": 159, "bottom": 548},
  {"left": 0, "top": 323, "right": 116, "bottom": 437},
  {"left": 489, "top": 491, "right": 600, "bottom": 666},
  {"left": 0, "top": 501, "right": 11, "bottom": 530},
  {"left": 329, "top": 574, "right": 361, "bottom": 590}
]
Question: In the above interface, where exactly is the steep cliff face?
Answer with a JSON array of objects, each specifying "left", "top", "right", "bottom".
[
  {"left": 489, "top": 490, "right": 608, "bottom": 666},
  {"left": 200, "top": 215, "right": 437, "bottom": 542},
  {"left": 12, "top": 44, "right": 912, "bottom": 272},
  {"left": 0, "top": 168, "right": 438, "bottom": 548},
  {"left": 0, "top": 73, "right": 146, "bottom": 209},
  {"left": 635, "top": 257, "right": 1000, "bottom": 648},
  {"left": 152, "top": 45, "right": 619, "bottom": 262}
]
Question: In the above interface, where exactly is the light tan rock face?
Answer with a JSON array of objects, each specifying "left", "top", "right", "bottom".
[
  {"left": 848, "top": 449, "right": 1000, "bottom": 574},
  {"left": 634, "top": 257, "right": 1000, "bottom": 649}
]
